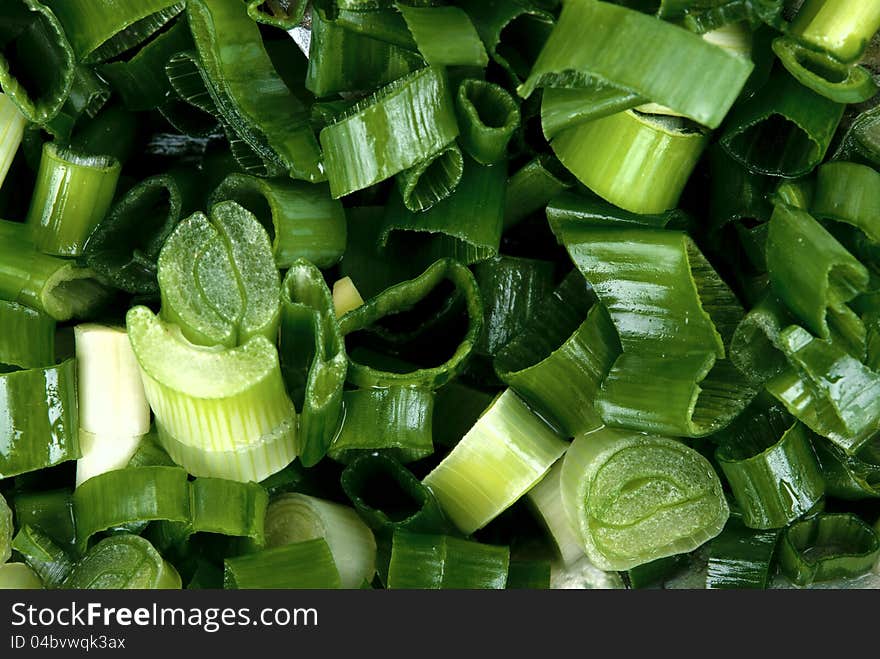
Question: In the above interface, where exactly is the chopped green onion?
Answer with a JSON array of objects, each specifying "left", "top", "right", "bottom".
[
  {"left": 778, "top": 513, "right": 880, "bottom": 587},
  {"left": 210, "top": 174, "right": 346, "bottom": 270},
  {"left": 320, "top": 66, "right": 459, "bottom": 198},
  {"left": 0, "top": 300, "right": 54, "bottom": 370},
  {"left": 788, "top": 0, "right": 880, "bottom": 63},
  {"left": 157, "top": 202, "right": 281, "bottom": 349},
  {"left": 772, "top": 37, "right": 877, "bottom": 104},
  {"left": 813, "top": 437, "right": 880, "bottom": 500},
  {"left": 503, "top": 155, "right": 571, "bottom": 230},
  {"left": 0, "top": 493, "right": 11, "bottom": 563},
  {"left": 11, "top": 525, "right": 73, "bottom": 588},
  {"left": 454, "top": 79, "right": 519, "bottom": 165},
  {"left": 395, "top": 142, "right": 464, "bottom": 213},
  {"left": 720, "top": 66, "right": 844, "bottom": 177},
  {"left": 26, "top": 142, "right": 120, "bottom": 258},
  {"left": 64, "top": 534, "right": 182, "bottom": 589},
  {"left": 246, "top": 0, "right": 307, "bottom": 29},
  {"left": 224, "top": 538, "right": 341, "bottom": 589},
  {"left": 519, "top": 0, "right": 753, "bottom": 129},
  {"left": 13, "top": 488, "right": 75, "bottom": 550},
  {"left": 398, "top": 5, "right": 487, "bottom": 67},
  {"left": 0, "top": 93, "right": 26, "bottom": 187},
  {"left": 812, "top": 162, "right": 880, "bottom": 243},
  {"left": 279, "top": 260, "right": 347, "bottom": 467},
  {"left": 705, "top": 513, "right": 779, "bottom": 589},
  {"left": 495, "top": 271, "right": 620, "bottom": 437},
  {"left": 330, "top": 387, "right": 434, "bottom": 464},
  {"left": 0, "top": 359, "right": 79, "bottom": 479},
  {"left": 715, "top": 404, "right": 825, "bottom": 529},
  {"left": 560, "top": 426, "right": 729, "bottom": 571},
  {"left": 551, "top": 109, "right": 708, "bottom": 215},
  {"left": 265, "top": 493, "right": 376, "bottom": 588},
  {"left": 187, "top": 0, "right": 324, "bottom": 182},
  {"left": 387, "top": 530, "right": 509, "bottom": 589},
  {"left": 0, "top": 563, "right": 43, "bottom": 589},
  {"left": 527, "top": 460, "right": 586, "bottom": 567},
  {"left": 423, "top": 389, "right": 567, "bottom": 535}
]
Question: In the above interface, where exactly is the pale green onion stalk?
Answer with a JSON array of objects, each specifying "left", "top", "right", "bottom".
[
  {"left": 75, "top": 324, "right": 151, "bottom": 487},
  {"left": 527, "top": 459, "right": 585, "bottom": 567},
  {"left": 702, "top": 22, "right": 754, "bottom": 59},
  {"left": 0, "top": 93, "right": 26, "bottom": 189},
  {"left": 264, "top": 493, "right": 376, "bottom": 589},
  {"left": 423, "top": 389, "right": 568, "bottom": 535},
  {"left": 0, "top": 563, "right": 43, "bottom": 589}
]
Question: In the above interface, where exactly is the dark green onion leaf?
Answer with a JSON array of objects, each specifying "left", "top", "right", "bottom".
[
  {"left": 246, "top": 0, "right": 307, "bottom": 30},
  {"left": 306, "top": 10, "right": 422, "bottom": 98},
  {"left": 779, "top": 513, "right": 880, "bottom": 587},
  {"left": 13, "top": 488, "right": 75, "bottom": 551},
  {"left": 0, "top": 359, "right": 79, "bottom": 479},
  {"left": 397, "top": 5, "right": 488, "bottom": 68},
  {"left": 715, "top": 403, "right": 825, "bottom": 529},
  {"left": 381, "top": 156, "right": 505, "bottom": 264},
  {"left": 546, "top": 190, "right": 690, "bottom": 237},
  {"left": 495, "top": 271, "right": 620, "bottom": 437},
  {"left": 503, "top": 155, "right": 571, "bottom": 230},
  {"left": 395, "top": 142, "right": 464, "bottom": 212},
  {"left": 813, "top": 436, "right": 880, "bottom": 500},
  {"left": 11, "top": 525, "right": 73, "bottom": 588},
  {"left": 519, "top": 0, "right": 753, "bottom": 129},
  {"left": 0, "top": 300, "right": 54, "bottom": 370},
  {"left": 320, "top": 66, "right": 459, "bottom": 198},
  {"left": 706, "top": 514, "right": 779, "bottom": 589},
  {"left": 540, "top": 86, "right": 643, "bottom": 141},
  {"left": 387, "top": 530, "right": 509, "bottom": 589},
  {"left": 187, "top": 0, "right": 324, "bottom": 182},
  {"left": 772, "top": 37, "right": 877, "bottom": 104},
  {"left": 339, "top": 258, "right": 483, "bottom": 389},
  {"left": 329, "top": 387, "right": 434, "bottom": 464},
  {"left": 720, "top": 66, "right": 844, "bottom": 177},
  {"left": 279, "top": 260, "right": 347, "bottom": 467},
  {"left": 812, "top": 162, "right": 880, "bottom": 244},
  {"left": 455, "top": 79, "right": 519, "bottom": 165}
]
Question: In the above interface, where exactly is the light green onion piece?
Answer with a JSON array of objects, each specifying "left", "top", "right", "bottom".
[
  {"left": 455, "top": 79, "right": 520, "bottom": 165},
  {"left": 561, "top": 426, "right": 729, "bottom": 571},
  {"left": 265, "top": 493, "right": 377, "bottom": 589},
  {"left": 0, "top": 563, "right": 43, "bottom": 589},
  {"left": 398, "top": 5, "right": 488, "bottom": 67},
  {"left": 26, "top": 142, "right": 121, "bottom": 257},
  {"left": 527, "top": 460, "right": 587, "bottom": 567},
  {"left": 10, "top": 526, "right": 71, "bottom": 588},
  {"left": 0, "top": 493, "right": 11, "bottom": 563},
  {"left": 0, "top": 93, "right": 26, "bottom": 188},
  {"left": 158, "top": 202, "right": 281, "bottom": 349},
  {"left": 789, "top": 0, "right": 880, "bottom": 63},
  {"left": 423, "top": 389, "right": 567, "bottom": 535},
  {"left": 64, "top": 535, "right": 182, "bottom": 589}
]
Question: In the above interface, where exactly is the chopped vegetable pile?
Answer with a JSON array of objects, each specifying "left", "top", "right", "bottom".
[{"left": 2, "top": 0, "right": 880, "bottom": 591}]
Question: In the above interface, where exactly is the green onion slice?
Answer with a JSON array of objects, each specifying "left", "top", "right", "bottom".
[
  {"left": 157, "top": 202, "right": 281, "bottom": 349},
  {"left": 812, "top": 162, "right": 880, "bottom": 244},
  {"left": 0, "top": 0, "right": 75, "bottom": 125},
  {"left": 73, "top": 466, "right": 190, "bottom": 553},
  {"left": 224, "top": 538, "right": 341, "bottom": 589},
  {"left": 561, "top": 426, "right": 729, "bottom": 571},
  {"left": 265, "top": 493, "right": 377, "bottom": 589},
  {"left": 527, "top": 460, "right": 587, "bottom": 567},
  {"left": 495, "top": 271, "right": 620, "bottom": 437},
  {"left": 398, "top": 5, "right": 488, "bottom": 68},
  {"left": 210, "top": 174, "right": 347, "bottom": 270},
  {"left": 788, "top": 0, "right": 880, "bottom": 63},
  {"left": 779, "top": 513, "right": 880, "bottom": 587},
  {"left": 320, "top": 66, "right": 458, "bottom": 198},
  {"left": 64, "top": 534, "right": 182, "bottom": 589},
  {"left": 395, "top": 142, "right": 464, "bottom": 213},
  {"left": 340, "top": 454, "right": 452, "bottom": 536},
  {"left": 0, "top": 300, "right": 54, "bottom": 370},
  {"left": 26, "top": 142, "right": 121, "bottom": 258},
  {"left": 279, "top": 260, "right": 347, "bottom": 467},
  {"left": 187, "top": 0, "right": 324, "bottom": 182},
  {"left": 540, "top": 86, "right": 643, "bottom": 141},
  {"left": 387, "top": 530, "right": 509, "bottom": 589},
  {"left": 126, "top": 305, "right": 297, "bottom": 481},
  {"left": 0, "top": 493, "right": 11, "bottom": 563},
  {"left": 719, "top": 65, "right": 844, "bottom": 177},
  {"left": 43, "top": 0, "right": 183, "bottom": 63},
  {"left": 813, "top": 436, "right": 880, "bottom": 500},
  {"left": 381, "top": 156, "right": 505, "bottom": 264},
  {"left": 13, "top": 488, "right": 75, "bottom": 551},
  {"left": 0, "top": 93, "right": 26, "bottom": 189},
  {"left": 339, "top": 258, "right": 483, "bottom": 389},
  {"left": 772, "top": 37, "right": 877, "bottom": 104},
  {"left": 715, "top": 403, "right": 825, "bottom": 529},
  {"left": 423, "top": 389, "right": 567, "bottom": 535},
  {"left": 705, "top": 513, "right": 780, "bottom": 589},
  {"left": 84, "top": 173, "right": 189, "bottom": 296},
  {"left": 306, "top": 9, "right": 422, "bottom": 98},
  {"left": 503, "top": 155, "right": 571, "bottom": 230},
  {"left": 558, "top": 225, "right": 754, "bottom": 437},
  {"left": 455, "top": 79, "right": 519, "bottom": 166},
  {"left": 329, "top": 386, "right": 434, "bottom": 464},
  {"left": 518, "top": 0, "right": 753, "bottom": 129},
  {"left": 247, "top": 0, "right": 307, "bottom": 29},
  {"left": 0, "top": 359, "right": 79, "bottom": 479},
  {"left": 0, "top": 563, "right": 42, "bottom": 589},
  {"left": 11, "top": 525, "right": 73, "bottom": 588}
]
